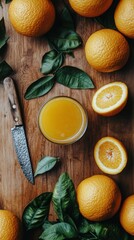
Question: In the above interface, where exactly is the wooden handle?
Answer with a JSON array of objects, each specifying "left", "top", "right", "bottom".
[{"left": 3, "top": 77, "right": 23, "bottom": 125}]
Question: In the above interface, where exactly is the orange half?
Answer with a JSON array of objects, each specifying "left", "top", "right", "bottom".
[
  {"left": 92, "top": 82, "right": 128, "bottom": 116},
  {"left": 94, "top": 137, "right": 127, "bottom": 174}
]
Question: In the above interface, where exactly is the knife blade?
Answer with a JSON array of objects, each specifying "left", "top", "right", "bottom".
[{"left": 4, "top": 77, "right": 34, "bottom": 184}]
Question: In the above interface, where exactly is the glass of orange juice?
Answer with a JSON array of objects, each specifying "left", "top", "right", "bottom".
[{"left": 38, "top": 96, "right": 88, "bottom": 144}]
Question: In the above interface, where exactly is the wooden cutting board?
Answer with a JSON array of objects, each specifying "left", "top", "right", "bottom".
[{"left": 0, "top": 2, "right": 134, "bottom": 239}]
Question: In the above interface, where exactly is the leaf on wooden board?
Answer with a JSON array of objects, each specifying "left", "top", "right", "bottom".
[
  {"left": 0, "top": 18, "right": 9, "bottom": 49},
  {"left": 47, "top": 28, "right": 82, "bottom": 52},
  {"left": 40, "top": 50, "right": 64, "bottom": 75},
  {"left": 42, "top": 221, "right": 57, "bottom": 230},
  {"left": 24, "top": 75, "right": 55, "bottom": 100},
  {"left": 59, "top": 6, "right": 75, "bottom": 30},
  {"left": 95, "top": 0, "right": 119, "bottom": 29},
  {"left": 22, "top": 192, "right": 52, "bottom": 231},
  {"left": 52, "top": 172, "right": 80, "bottom": 223},
  {"left": 78, "top": 218, "right": 109, "bottom": 238},
  {"left": 55, "top": 66, "right": 95, "bottom": 89},
  {"left": 5, "top": 0, "right": 12, "bottom": 3},
  {"left": 0, "top": 60, "right": 13, "bottom": 82},
  {"left": 46, "top": 5, "right": 80, "bottom": 52},
  {"left": 34, "top": 156, "right": 60, "bottom": 177},
  {"left": 39, "top": 222, "right": 78, "bottom": 240},
  {"left": 78, "top": 217, "right": 131, "bottom": 240}
]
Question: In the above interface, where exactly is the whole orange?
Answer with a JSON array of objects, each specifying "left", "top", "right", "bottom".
[
  {"left": 8, "top": 0, "right": 55, "bottom": 37},
  {"left": 68, "top": 0, "right": 113, "bottom": 17},
  {"left": 120, "top": 195, "right": 134, "bottom": 236},
  {"left": 77, "top": 175, "right": 121, "bottom": 221},
  {"left": 0, "top": 210, "right": 21, "bottom": 240},
  {"left": 85, "top": 29, "right": 130, "bottom": 73},
  {"left": 114, "top": 0, "right": 134, "bottom": 39}
]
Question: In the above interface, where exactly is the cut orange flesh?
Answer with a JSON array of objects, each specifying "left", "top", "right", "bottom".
[
  {"left": 92, "top": 82, "right": 128, "bottom": 116},
  {"left": 94, "top": 137, "right": 127, "bottom": 174}
]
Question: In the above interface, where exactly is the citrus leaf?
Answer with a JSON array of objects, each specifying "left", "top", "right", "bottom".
[
  {"left": 24, "top": 76, "right": 55, "bottom": 100},
  {"left": 0, "top": 18, "right": 9, "bottom": 49},
  {"left": 42, "top": 221, "right": 57, "bottom": 230},
  {"left": 52, "top": 172, "right": 80, "bottom": 223},
  {"left": 55, "top": 66, "right": 94, "bottom": 89},
  {"left": 22, "top": 192, "right": 52, "bottom": 231},
  {"left": 39, "top": 222, "right": 78, "bottom": 240},
  {"left": 78, "top": 218, "right": 131, "bottom": 240},
  {"left": 0, "top": 60, "right": 13, "bottom": 82},
  {"left": 95, "top": 0, "right": 119, "bottom": 29},
  {"left": 59, "top": 6, "right": 75, "bottom": 30},
  {"left": 5, "top": 0, "right": 12, "bottom": 3},
  {"left": 40, "top": 50, "right": 64, "bottom": 74},
  {"left": 34, "top": 156, "right": 60, "bottom": 177},
  {"left": 47, "top": 28, "right": 82, "bottom": 52}
]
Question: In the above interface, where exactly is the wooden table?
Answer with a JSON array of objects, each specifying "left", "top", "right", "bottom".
[{"left": 0, "top": 2, "right": 134, "bottom": 239}]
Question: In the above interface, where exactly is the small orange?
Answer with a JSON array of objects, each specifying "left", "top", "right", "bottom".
[
  {"left": 8, "top": 0, "right": 55, "bottom": 37},
  {"left": 120, "top": 195, "right": 134, "bottom": 236},
  {"left": 85, "top": 29, "right": 130, "bottom": 73},
  {"left": 68, "top": 0, "right": 113, "bottom": 17},
  {"left": 0, "top": 210, "right": 21, "bottom": 240},
  {"left": 77, "top": 175, "right": 121, "bottom": 221},
  {"left": 94, "top": 137, "right": 128, "bottom": 175},
  {"left": 114, "top": 0, "right": 134, "bottom": 39},
  {"left": 92, "top": 82, "right": 128, "bottom": 116}
]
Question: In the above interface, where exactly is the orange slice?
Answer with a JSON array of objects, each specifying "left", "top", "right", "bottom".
[
  {"left": 92, "top": 82, "right": 128, "bottom": 116},
  {"left": 94, "top": 137, "right": 127, "bottom": 175}
]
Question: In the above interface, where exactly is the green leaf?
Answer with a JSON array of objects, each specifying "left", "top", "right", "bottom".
[
  {"left": 78, "top": 218, "right": 131, "bottom": 240},
  {"left": 22, "top": 192, "right": 52, "bottom": 231},
  {"left": 59, "top": 6, "right": 75, "bottom": 30},
  {"left": 42, "top": 221, "right": 57, "bottom": 230},
  {"left": 5, "top": 0, "right": 12, "bottom": 3},
  {"left": 63, "top": 214, "right": 77, "bottom": 230},
  {"left": 24, "top": 75, "right": 55, "bottom": 100},
  {"left": 0, "top": 60, "right": 13, "bottom": 82},
  {"left": 67, "top": 51, "right": 75, "bottom": 58},
  {"left": 104, "top": 222, "right": 131, "bottom": 240},
  {"left": 78, "top": 218, "right": 93, "bottom": 234},
  {"left": 47, "top": 28, "right": 82, "bottom": 52},
  {"left": 52, "top": 172, "right": 80, "bottom": 223},
  {"left": 95, "top": 0, "right": 119, "bottom": 29},
  {"left": 55, "top": 66, "right": 94, "bottom": 89},
  {"left": 34, "top": 156, "right": 60, "bottom": 177},
  {"left": 39, "top": 222, "right": 78, "bottom": 240},
  {"left": 0, "top": 18, "right": 9, "bottom": 49},
  {"left": 40, "top": 50, "right": 64, "bottom": 75}
]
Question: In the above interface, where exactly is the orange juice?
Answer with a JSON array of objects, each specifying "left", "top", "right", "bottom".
[{"left": 39, "top": 97, "right": 88, "bottom": 144}]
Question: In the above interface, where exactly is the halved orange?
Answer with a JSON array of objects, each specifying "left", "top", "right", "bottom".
[
  {"left": 92, "top": 82, "right": 128, "bottom": 116},
  {"left": 94, "top": 137, "right": 127, "bottom": 175}
]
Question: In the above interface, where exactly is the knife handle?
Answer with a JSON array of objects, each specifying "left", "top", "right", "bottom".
[{"left": 3, "top": 77, "right": 23, "bottom": 125}]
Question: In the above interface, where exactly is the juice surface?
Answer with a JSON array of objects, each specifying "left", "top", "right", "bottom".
[{"left": 39, "top": 97, "right": 87, "bottom": 144}]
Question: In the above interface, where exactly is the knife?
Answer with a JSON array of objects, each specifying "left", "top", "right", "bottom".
[{"left": 4, "top": 77, "right": 34, "bottom": 184}]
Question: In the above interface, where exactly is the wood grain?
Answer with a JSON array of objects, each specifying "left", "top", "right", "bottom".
[{"left": 0, "top": 2, "right": 134, "bottom": 239}]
